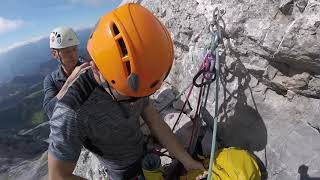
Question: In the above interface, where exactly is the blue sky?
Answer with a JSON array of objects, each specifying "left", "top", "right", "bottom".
[{"left": 0, "top": 0, "right": 122, "bottom": 53}]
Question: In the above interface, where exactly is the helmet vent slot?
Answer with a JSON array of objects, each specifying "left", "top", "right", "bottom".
[
  {"left": 112, "top": 23, "right": 120, "bottom": 36},
  {"left": 125, "top": 61, "right": 131, "bottom": 75},
  {"left": 117, "top": 38, "right": 128, "bottom": 57}
]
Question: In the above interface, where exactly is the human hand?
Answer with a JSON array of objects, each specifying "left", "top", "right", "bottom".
[
  {"left": 56, "top": 62, "right": 91, "bottom": 100},
  {"left": 195, "top": 170, "right": 208, "bottom": 180},
  {"left": 66, "top": 62, "right": 91, "bottom": 84},
  {"left": 183, "top": 158, "right": 205, "bottom": 171}
]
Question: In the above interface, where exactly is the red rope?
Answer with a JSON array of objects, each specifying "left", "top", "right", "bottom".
[
  {"left": 172, "top": 84, "right": 194, "bottom": 132},
  {"left": 170, "top": 59, "right": 210, "bottom": 157},
  {"left": 188, "top": 75, "right": 205, "bottom": 149},
  {"left": 172, "top": 62, "right": 205, "bottom": 132},
  {"left": 151, "top": 149, "right": 174, "bottom": 159}
]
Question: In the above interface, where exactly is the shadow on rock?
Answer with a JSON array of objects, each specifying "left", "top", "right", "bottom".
[
  {"left": 298, "top": 165, "right": 320, "bottom": 180},
  {"left": 218, "top": 103, "right": 267, "bottom": 151},
  {"left": 215, "top": 38, "right": 268, "bottom": 152}
]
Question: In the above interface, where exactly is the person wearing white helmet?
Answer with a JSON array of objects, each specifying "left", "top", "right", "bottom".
[
  {"left": 43, "top": 27, "right": 91, "bottom": 118},
  {"left": 47, "top": 4, "right": 205, "bottom": 180}
]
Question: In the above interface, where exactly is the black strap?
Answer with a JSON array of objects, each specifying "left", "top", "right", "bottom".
[
  {"left": 192, "top": 67, "right": 216, "bottom": 88},
  {"left": 83, "top": 137, "right": 104, "bottom": 157}
]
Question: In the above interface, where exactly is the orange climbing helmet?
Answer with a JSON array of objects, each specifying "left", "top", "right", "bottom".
[{"left": 87, "top": 3, "right": 174, "bottom": 97}]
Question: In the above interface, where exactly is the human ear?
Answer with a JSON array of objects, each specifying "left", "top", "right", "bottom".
[{"left": 51, "top": 49, "right": 59, "bottom": 59}]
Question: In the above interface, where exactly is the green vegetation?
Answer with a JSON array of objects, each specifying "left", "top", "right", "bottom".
[
  {"left": 31, "top": 111, "right": 45, "bottom": 125},
  {"left": 0, "top": 79, "right": 48, "bottom": 130},
  {"left": 24, "top": 90, "right": 43, "bottom": 100}
]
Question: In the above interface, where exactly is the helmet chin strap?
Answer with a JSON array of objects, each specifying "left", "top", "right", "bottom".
[
  {"left": 98, "top": 73, "right": 141, "bottom": 104},
  {"left": 98, "top": 74, "right": 130, "bottom": 118},
  {"left": 98, "top": 73, "right": 118, "bottom": 101}
]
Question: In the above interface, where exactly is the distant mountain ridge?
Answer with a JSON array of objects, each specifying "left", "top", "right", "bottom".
[
  {"left": 0, "top": 28, "right": 92, "bottom": 83},
  {"left": 0, "top": 61, "right": 54, "bottom": 130},
  {"left": 0, "top": 28, "right": 92, "bottom": 130}
]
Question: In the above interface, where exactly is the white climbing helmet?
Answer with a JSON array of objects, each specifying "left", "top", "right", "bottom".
[{"left": 49, "top": 27, "right": 80, "bottom": 49}]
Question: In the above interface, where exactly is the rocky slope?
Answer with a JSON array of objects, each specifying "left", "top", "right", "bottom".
[
  {"left": 0, "top": 130, "right": 48, "bottom": 180},
  {"left": 74, "top": 0, "right": 319, "bottom": 179},
  {"left": 4, "top": 0, "right": 320, "bottom": 179}
]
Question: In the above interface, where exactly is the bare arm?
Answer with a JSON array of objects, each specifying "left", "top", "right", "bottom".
[
  {"left": 43, "top": 63, "right": 90, "bottom": 118},
  {"left": 141, "top": 103, "right": 204, "bottom": 171},
  {"left": 48, "top": 104, "right": 85, "bottom": 180},
  {"left": 56, "top": 63, "right": 91, "bottom": 99},
  {"left": 48, "top": 153, "right": 85, "bottom": 180}
]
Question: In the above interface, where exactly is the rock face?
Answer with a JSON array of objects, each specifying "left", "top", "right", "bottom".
[
  {"left": 11, "top": 1, "right": 320, "bottom": 179},
  {"left": 2, "top": 151, "right": 48, "bottom": 180},
  {"left": 115, "top": 0, "right": 319, "bottom": 179},
  {"left": 0, "top": 131, "right": 48, "bottom": 174},
  {"left": 0, "top": 130, "right": 48, "bottom": 180}
]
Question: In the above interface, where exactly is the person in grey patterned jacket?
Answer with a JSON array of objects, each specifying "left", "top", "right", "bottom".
[
  {"left": 43, "top": 27, "right": 91, "bottom": 119},
  {"left": 47, "top": 3, "right": 205, "bottom": 180}
]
